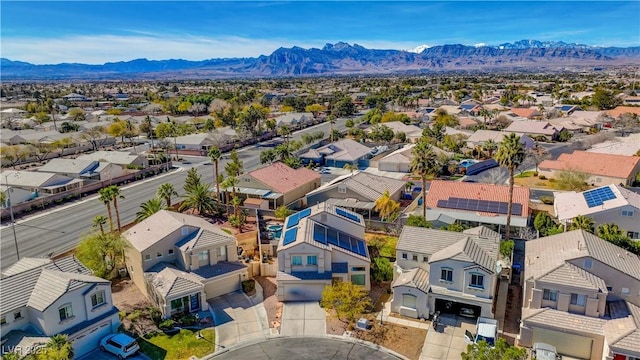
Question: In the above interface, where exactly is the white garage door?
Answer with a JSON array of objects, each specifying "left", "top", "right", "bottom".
[
  {"left": 205, "top": 275, "right": 241, "bottom": 300},
  {"left": 284, "top": 284, "right": 326, "bottom": 301},
  {"left": 532, "top": 328, "right": 593, "bottom": 359},
  {"left": 71, "top": 320, "right": 112, "bottom": 358}
]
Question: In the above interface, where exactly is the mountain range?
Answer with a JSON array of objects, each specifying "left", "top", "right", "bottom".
[{"left": 2, "top": 40, "right": 639, "bottom": 81}]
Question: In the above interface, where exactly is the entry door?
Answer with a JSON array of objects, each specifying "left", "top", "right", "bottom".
[{"left": 190, "top": 293, "right": 201, "bottom": 312}]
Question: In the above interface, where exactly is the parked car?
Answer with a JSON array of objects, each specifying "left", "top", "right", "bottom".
[{"left": 100, "top": 333, "right": 140, "bottom": 359}]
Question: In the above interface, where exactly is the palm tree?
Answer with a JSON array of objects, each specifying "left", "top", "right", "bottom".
[
  {"left": 208, "top": 146, "right": 222, "bottom": 200},
  {"left": 411, "top": 139, "right": 440, "bottom": 217},
  {"left": 343, "top": 163, "right": 358, "bottom": 175},
  {"left": 374, "top": 190, "right": 400, "bottom": 222},
  {"left": 327, "top": 114, "right": 336, "bottom": 141},
  {"left": 92, "top": 215, "right": 108, "bottom": 235},
  {"left": 482, "top": 139, "right": 498, "bottom": 158},
  {"left": 495, "top": 133, "right": 526, "bottom": 240},
  {"left": 157, "top": 182, "right": 178, "bottom": 208},
  {"left": 98, "top": 187, "right": 115, "bottom": 232},
  {"left": 478, "top": 108, "right": 490, "bottom": 128},
  {"left": 46, "top": 334, "right": 74, "bottom": 360},
  {"left": 596, "top": 223, "right": 624, "bottom": 240},
  {"left": 278, "top": 125, "right": 291, "bottom": 145},
  {"left": 136, "top": 198, "right": 166, "bottom": 222},
  {"left": 107, "top": 185, "right": 125, "bottom": 232},
  {"left": 179, "top": 183, "right": 216, "bottom": 215},
  {"left": 568, "top": 215, "right": 595, "bottom": 233},
  {"left": 144, "top": 115, "right": 155, "bottom": 149}
]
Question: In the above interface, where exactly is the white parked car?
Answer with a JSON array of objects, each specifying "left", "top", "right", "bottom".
[{"left": 100, "top": 333, "right": 140, "bottom": 359}]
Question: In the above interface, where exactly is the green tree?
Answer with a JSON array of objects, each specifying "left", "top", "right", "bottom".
[
  {"left": 374, "top": 190, "right": 400, "bottom": 222},
  {"left": 534, "top": 212, "right": 563, "bottom": 236},
  {"left": 371, "top": 257, "right": 394, "bottom": 283},
  {"left": 92, "top": 215, "right": 108, "bottom": 235},
  {"left": 332, "top": 97, "right": 356, "bottom": 117},
  {"left": 104, "top": 185, "right": 125, "bottom": 232},
  {"left": 32, "top": 334, "right": 75, "bottom": 360},
  {"left": 136, "top": 198, "right": 166, "bottom": 222},
  {"left": 179, "top": 182, "right": 216, "bottom": 215},
  {"left": 208, "top": 146, "right": 223, "bottom": 200},
  {"left": 591, "top": 88, "right": 620, "bottom": 110},
  {"left": 76, "top": 232, "right": 128, "bottom": 278},
  {"left": 411, "top": 139, "right": 440, "bottom": 217},
  {"left": 275, "top": 205, "right": 293, "bottom": 220},
  {"left": 98, "top": 187, "right": 115, "bottom": 233},
  {"left": 157, "top": 182, "right": 178, "bottom": 208},
  {"left": 442, "top": 223, "right": 468, "bottom": 232},
  {"left": 461, "top": 338, "right": 527, "bottom": 360},
  {"left": 343, "top": 163, "right": 358, "bottom": 174},
  {"left": 495, "top": 133, "right": 525, "bottom": 240},
  {"left": 184, "top": 168, "right": 203, "bottom": 193},
  {"left": 481, "top": 139, "right": 498, "bottom": 158},
  {"left": 260, "top": 149, "right": 277, "bottom": 164},
  {"left": 555, "top": 170, "right": 589, "bottom": 191},
  {"left": 568, "top": 215, "right": 595, "bottom": 233},
  {"left": 406, "top": 214, "right": 432, "bottom": 228},
  {"left": 320, "top": 281, "right": 372, "bottom": 323}
]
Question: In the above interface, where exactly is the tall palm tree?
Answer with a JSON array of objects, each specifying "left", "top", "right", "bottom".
[
  {"left": 374, "top": 190, "right": 400, "bottom": 222},
  {"left": 568, "top": 215, "right": 595, "bottom": 233},
  {"left": 278, "top": 125, "right": 291, "bottom": 145},
  {"left": 482, "top": 139, "right": 498, "bottom": 158},
  {"left": 92, "top": 215, "right": 108, "bottom": 235},
  {"left": 157, "top": 182, "right": 178, "bottom": 208},
  {"left": 98, "top": 187, "right": 115, "bottom": 233},
  {"left": 46, "top": 334, "right": 74, "bottom": 360},
  {"left": 144, "top": 115, "right": 155, "bottom": 149},
  {"left": 495, "top": 133, "right": 525, "bottom": 241},
  {"left": 179, "top": 183, "right": 216, "bottom": 215},
  {"left": 107, "top": 185, "right": 125, "bottom": 232},
  {"left": 136, "top": 198, "right": 166, "bottom": 222},
  {"left": 411, "top": 139, "right": 440, "bottom": 217},
  {"left": 327, "top": 115, "right": 336, "bottom": 141},
  {"left": 208, "top": 146, "right": 222, "bottom": 200}
]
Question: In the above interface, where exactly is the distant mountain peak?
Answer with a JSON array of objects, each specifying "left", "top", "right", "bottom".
[{"left": 406, "top": 44, "right": 431, "bottom": 53}]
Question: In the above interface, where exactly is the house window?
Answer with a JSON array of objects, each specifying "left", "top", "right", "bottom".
[
  {"left": 351, "top": 266, "right": 365, "bottom": 272},
  {"left": 58, "top": 304, "right": 73, "bottom": 321},
  {"left": 584, "top": 258, "right": 592, "bottom": 269},
  {"left": 198, "top": 251, "right": 208, "bottom": 261},
  {"left": 13, "top": 311, "right": 22, "bottom": 320},
  {"left": 144, "top": 254, "right": 151, "bottom": 261},
  {"left": 0, "top": 317, "right": 6, "bottom": 325},
  {"left": 423, "top": 256, "right": 429, "bottom": 262},
  {"left": 402, "top": 294, "right": 417, "bottom": 310},
  {"left": 622, "top": 288, "right": 630, "bottom": 295},
  {"left": 622, "top": 210, "right": 634, "bottom": 217},
  {"left": 543, "top": 289, "right": 558, "bottom": 302},
  {"left": 217, "top": 246, "right": 227, "bottom": 258},
  {"left": 157, "top": 252, "right": 163, "bottom": 258},
  {"left": 570, "top": 294, "right": 587, "bottom": 306},
  {"left": 337, "top": 185, "right": 347, "bottom": 194},
  {"left": 402, "top": 253, "right": 408, "bottom": 260},
  {"left": 351, "top": 274, "right": 366, "bottom": 286},
  {"left": 470, "top": 274, "right": 484, "bottom": 289},
  {"left": 412, "top": 254, "right": 418, "bottom": 261},
  {"left": 181, "top": 227, "right": 189, "bottom": 235},
  {"left": 628, "top": 231, "right": 640, "bottom": 239},
  {"left": 244, "top": 178, "right": 251, "bottom": 182},
  {"left": 292, "top": 256, "right": 303, "bottom": 266},
  {"left": 440, "top": 268, "right": 453, "bottom": 282},
  {"left": 168, "top": 249, "right": 174, "bottom": 255},
  {"left": 91, "top": 290, "right": 106, "bottom": 307},
  {"left": 307, "top": 255, "right": 318, "bottom": 266}
]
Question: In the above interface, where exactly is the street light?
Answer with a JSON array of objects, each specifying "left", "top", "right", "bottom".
[{"left": 3, "top": 173, "right": 21, "bottom": 260}]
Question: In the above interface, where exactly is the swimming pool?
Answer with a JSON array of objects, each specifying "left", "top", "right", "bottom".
[
  {"left": 267, "top": 224, "right": 283, "bottom": 240},
  {"left": 459, "top": 159, "right": 478, "bottom": 168}
]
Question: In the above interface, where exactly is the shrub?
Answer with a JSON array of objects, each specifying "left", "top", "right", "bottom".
[
  {"left": 118, "top": 311, "right": 127, "bottom": 320},
  {"left": 147, "top": 307, "right": 163, "bottom": 324},
  {"left": 127, "top": 310, "right": 143, "bottom": 321},
  {"left": 539, "top": 196, "right": 554, "bottom": 205},
  {"left": 180, "top": 314, "right": 197, "bottom": 326},
  {"left": 159, "top": 319, "right": 175, "bottom": 330},
  {"left": 242, "top": 279, "right": 256, "bottom": 294},
  {"left": 539, "top": 175, "right": 547, "bottom": 180},
  {"left": 500, "top": 240, "right": 515, "bottom": 259}
]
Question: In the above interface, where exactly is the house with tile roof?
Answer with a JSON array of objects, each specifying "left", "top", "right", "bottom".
[
  {"left": 508, "top": 107, "right": 543, "bottom": 120},
  {"left": 391, "top": 226, "right": 502, "bottom": 320},
  {"left": 273, "top": 112, "right": 314, "bottom": 128},
  {"left": 1, "top": 169, "right": 83, "bottom": 196},
  {"left": 123, "top": 210, "right": 248, "bottom": 317},
  {"left": 375, "top": 143, "right": 453, "bottom": 173},
  {"left": 538, "top": 151, "right": 640, "bottom": 186},
  {"left": 36, "top": 158, "right": 123, "bottom": 181},
  {"left": 504, "top": 120, "right": 562, "bottom": 141},
  {"left": 423, "top": 180, "right": 530, "bottom": 234},
  {"left": 225, "top": 162, "right": 321, "bottom": 209},
  {"left": 276, "top": 203, "right": 370, "bottom": 301},
  {"left": 465, "top": 130, "right": 535, "bottom": 150},
  {"left": 554, "top": 184, "right": 640, "bottom": 239},
  {"left": 299, "top": 139, "right": 372, "bottom": 168},
  {"left": 518, "top": 230, "right": 640, "bottom": 360},
  {"left": 0, "top": 256, "right": 120, "bottom": 358},
  {"left": 606, "top": 106, "right": 640, "bottom": 119}
]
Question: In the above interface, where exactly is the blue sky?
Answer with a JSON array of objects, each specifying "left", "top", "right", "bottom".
[{"left": 2, "top": 1, "right": 639, "bottom": 64}]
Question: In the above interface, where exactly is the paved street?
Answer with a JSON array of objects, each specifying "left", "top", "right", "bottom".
[
  {"left": 208, "top": 291, "right": 270, "bottom": 349},
  {"left": 0, "top": 118, "right": 348, "bottom": 269},
  {"left": 280, "top": 302, "right": 326, "bottom": 336}
]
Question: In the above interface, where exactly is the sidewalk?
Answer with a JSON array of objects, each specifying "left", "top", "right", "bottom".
[{"left": 379, "top": 301, "right": 431, "bottom": 331}]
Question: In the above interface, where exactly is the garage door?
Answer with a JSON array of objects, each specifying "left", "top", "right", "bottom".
[
  {"left": 434, "top": 298, "right": 481, "bottom": 319},
  {"left": 283, "top": 284, "right": 326, "bottom": 302},
  {"left": 71, "top": 320, "right": 112, "bottom": 358},
  {"left": 532, "top": 328, "right": 593, "bottom": 359},
  {"left": 205, "top": 275, "right": 241, "bottom": 300}
]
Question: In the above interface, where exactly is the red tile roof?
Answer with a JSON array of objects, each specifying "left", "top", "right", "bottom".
[
  {"left": 426, "top": 180, "right": 530, "bottom": 216},
  {"left": 606, "top": 106, "right": 640, "bottom": 118},
  {"left": 538, "top": 151, "right": 640, "bottom": 179},
  {"left": 509, "top": 107, "right": 541, "bottom": 119},
  {"left": 248, "top": 162, "right": 320, "bottom": 194}
]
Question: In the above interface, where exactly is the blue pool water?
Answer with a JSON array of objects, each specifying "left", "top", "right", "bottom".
[
  {"left": 460, "top": 159, "right": 478, "bottom": 168},
  {"left": 267, "top": 224, "right": 283, "bottom": 239}
]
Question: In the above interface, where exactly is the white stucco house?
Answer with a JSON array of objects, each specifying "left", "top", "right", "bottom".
[
  {"left": 276, "top": 203, "right": 371, "bottom": 302},
  {"left": 0, "top": 256, "right": 120, "bottom": 358},
  {"left": 391, "top": 225, "right": 502, "bottom": 320}
]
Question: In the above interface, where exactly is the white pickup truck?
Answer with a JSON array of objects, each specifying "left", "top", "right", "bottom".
[{"left": 464, "top": 317, "right": 498, "bottom": 347}]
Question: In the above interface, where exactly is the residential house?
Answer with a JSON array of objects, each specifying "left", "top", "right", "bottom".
[
  {"left": 276, "top": 203, "right": 370, "bottom": 301},
  {"left": 227, "top": 162, "right": 321, "bottom": 209},
  {"left": 305, "top": 171, "right": 406, "bottom": 217},
  {"left": 37, "top": 158, "right": 123, "bottom": 181},
  {"left": 77, "top": 150, "right": 149, "bottom": 169},
  {"left": 1, "top": 170, "right": 82, "bottom": 195},
  {"left": 375, "top": 143, "right": 451, "bottom": 173},
  {"left": 554, "top": 104, "right": 582, "bottom": 115},
  {"left": 587, "top": 133, "right": 640, "bottom": 156},
  {"left": 606, "top": 106, "right": 640, "bottom": 119},
  {"left": 509, "top": 107, "right": 543, "bottom": 120},
  {"left": 0, "top": 185, "right": 33, "bottom": 206},
  {"left": 391, "top": 226, "right": 501, "bottom": 319},
  {"left": 554, "top": 184, "right": 640, "bottom": 239},
  {"left": 504, "top": 120, "right": 562, "bottom": 141},
  {"left": 63, "top": 93, "right": 88, "bottom": 102},
  {"left": 538, "top": 151, "right": 640, "bottom": 186},
  {"left": 0, "top": 256, "right": 120, "bottom": 358},
  {"left": 299, "top": 139, "right": 372, "bottom": 168},
  {"left": 465, "top": 130, "right": 535, "bottom": 150},
  {"left": 423, "top": 180, "right": 530, "bottom": 234},
  {"left": 273, "top": 112, "right": 314, "bottom": 128},
  {"left": 173, "top": 133, "right": 217, "bottom": 156},
  {"left": 518, "top": 230, "right": 640, "bottom": 360},
  {"left": 123, "top": 210, "right": 248, "bottom": 317}
]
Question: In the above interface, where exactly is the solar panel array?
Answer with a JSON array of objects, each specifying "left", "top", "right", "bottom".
[
  {"left": 583, "top": 187, "right": 616, "bottom": 208},
  {"left": 437, "top": 197, "right": 522, "bottom": 216},
  {"left": 312, "top": 223, "right": 367, "bottom": 257},
  {"left": 283, "top": 227, "right": 298, "bottom": 246},
  {"left": 285, "top": 208, "right": 312, "bottom": 229},
  {"left": 335, "top": 208, "right": 361, "bottom": 223}
]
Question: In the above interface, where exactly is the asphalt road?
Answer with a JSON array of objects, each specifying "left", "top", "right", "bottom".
[{"left": 0, "top": 118, "right": 349, "bottom": 270}]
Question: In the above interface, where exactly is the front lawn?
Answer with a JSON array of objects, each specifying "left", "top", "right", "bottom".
[
  {"left": 365, "top": 233, "right": 398, "bottom": 258},
  {"left": 139, "top": 329, "right": 215, "bottom": 360}
]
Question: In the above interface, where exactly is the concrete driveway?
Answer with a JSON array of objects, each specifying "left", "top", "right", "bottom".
[
  {"left": 208, "top": 291, "right": 269, "bottom": 349},
  {"left": 280, "top": 302, "right": 326, "bottom": 336},
  {"left": 77, "top": 348, "right": 151, "bottom": 360},
  {"left": 420, "top": 314, "right": 475, "bottom": 360}
]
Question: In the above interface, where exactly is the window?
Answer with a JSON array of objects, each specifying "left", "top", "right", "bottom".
[
  {"left": 622, "top": 210, "right": 633, "bottom": 217},
  {"left": 595, "top": 177, "right": 602, "bottom": 183},
  {"left": 440, "top": 268, "right": 453, "bottom": 282},
  {"left": 351, "top": 274, "right": 366, "bottom": 286},
  {"left": 244, "top": 178, "right": 251, "bottom": 182},
  {"left": 622, "top": 287, "right": 630, "bottom": 295},
  {"left": 181, "top": 227, "right": 189, "bottom": 235},
  {"left": 91, "top": 290, "right": 106, "bottom": 307},
  {"left": 59, "top": 304, "right": 73, "bottom": 321},
  {"left": 412, "top": 254, "right": 418, "bottom": 261},
  {"left": 217, "top": 246, "right": 227, "bottom": 258},
  {"left": 543, "top": 289, "right": 558, "bottom": 302},
  {"left": 628, "top": 231, "right": 640, "bottom": 239},
  {"left": 606, "top": 286, "right": 613, "bottom": 292},
  {"left": 351, "top": 266, "right": 365, "bottom": 272},
  {"left": 13, "top": 311, "right": 22, "bottom": 320},
  {"left": 307, "top": 255, "right": 318, "bottom": 266},
  {"left": 144, "top": 254, "right": 151, "bottom": 261},
  {"left": 168, "top": 249, "right": 174, "bottom": 255},
  {"left": 402, "top": 294, "right": 417, "bottom": 310},
  {"left": 292, "top": 256, "right": 302, "bottom": 266},
  {"left": 584, "top": 258, "right": 592, "bottom": 269},
  {"left": 198, "top": 251, "right": 208, "bottom": 261},
  {"left": 157, "top": 252, "right": 163, "bottom": 258},
  {"left": 0, "top": 317, "right": 6, "bottom": 325},
  {"left": 402, "top": 253, "right": 408, "bottom": 260},
  {"left": 337, "top": 185, "right": 347, "bottom": 194},
  {"left": 423, "top": 256, "right": 429, "bottom": 262},
  {"left": 570, "top": 293, "right": 586, "bottom": 306},
  {"left": 470, "top": 274, "right": 484, "bottom": 289}
]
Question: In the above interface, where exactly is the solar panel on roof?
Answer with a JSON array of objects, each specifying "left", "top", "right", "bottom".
[
  {"left": 327, "top": 229, "right": 339, "bottom": 245},
  {"left": 299, "top": 208, "right": 312, "bottom": 219},
  {"left": 286, "top": 208, "right": 313, "bottom": 229},
  {"left": 583, "top": 187, "right": 616, "bottom": 208},
  {"left": 335, "top": 208, "right": 361, "bottom": 223},
  {"left": 438, "top": 197, "right": 522, "bottom": 216},
  {"left": 283, "top": 228, "right": 298, "bottom": 245},
  {"left": 357, "top": 240, "right": 366, "bottom": 256},
  {"left": 313, "top": 223, "right": 327, "bottom": 244}
]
